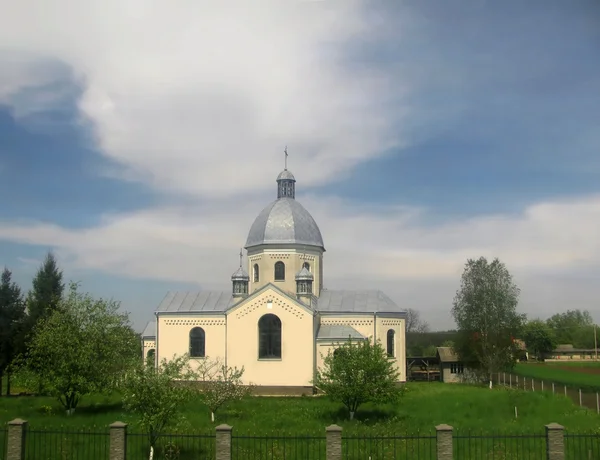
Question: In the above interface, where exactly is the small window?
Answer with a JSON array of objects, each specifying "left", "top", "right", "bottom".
[
  {"left": 386, "top": 329, "right": 395, "bottom": 357},
  {"left": 302, "top": 262, "right": 310, "bottom": 271},
  {"left": 258, "top": 314, "right": 282, "bottom": 359},
  {"left": 146, "top": 349, "right": 155, "bottom": 363},
  {"left": 274, "top": 261, "right": 285, "bottom": 281},
  {"left": 450, "top": 363, "right": 464, "bottom": 374},
  {"left": 189, "top": 327, "right": 206, "bottom": 358},
  {"left": 253, "top": 264, "right": 259, "bottom": 282}
]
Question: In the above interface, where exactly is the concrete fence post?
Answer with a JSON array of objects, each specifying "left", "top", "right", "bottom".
[
  {"left": 215, "top": 424, "right": 233, "bottom": 460},
  {"left": 326, "top": 424, "right": 342, "bottom": 460},
  {"left": 545, "top": 423, "right": 565, "bottom": 460},
  {"left": 109, "top": 421, "right": 127, "bottom": 460},
  {"left": 6, "top": 419, "right": 27, "bottom": 460},
  {"left": 435, "top": 424, "right": 453, "bottom": 460}
]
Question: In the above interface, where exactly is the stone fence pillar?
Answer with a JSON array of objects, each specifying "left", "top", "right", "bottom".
[
  {"left": 109, "top": 422, "right": 127, "bottom": 460},
  {"left": 216, "top": 424, "right": 232, "bottom": 460},
  {"left": 6, "top": 419, "right": 27, "bottom": 460},
  {"left": 435, "top": 424, "right": 453, "bottom": 460},
  {"left": 545, "top": 423, "right": 565, "bottom": 460},
  {"left": 326, "top": 424, "right": 342, "bottom": 460}
]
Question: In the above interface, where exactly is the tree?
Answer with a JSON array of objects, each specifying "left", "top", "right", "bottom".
[
  {"left": 546, "top": 310, "right": 595, "bottom": 349},
  {"left": 0, "top": 268, "right": 26, "bottom": 396},
  {"left": 451, "top": 257, "right": 525, "bottom": 389},
  {"left": 314, "top": 338, "right": 401, "bottom": 420},
  {"left": 406, "top": 308, "right": 430, "bottom": 333},
  {"left": 122, "top": 355, "right": 196, "bottom": 458},
  {"left": 522, "top": 319, "right": 557, "bottom": 361},
  {"left": 195, "top": 357, "right": 251, "bottom": 422},
  {"left": 20, "top": 282, "right": 138, "bottom": 412},
  {"left": 26, "top": 252, "right": 64, "bottom": 327}
]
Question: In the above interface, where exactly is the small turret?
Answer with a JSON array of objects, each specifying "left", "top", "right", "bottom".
[
  {"left": 295, "top": 266, "right": 313, "bottom": 303},
  {"left": 231, "top": 250, "right": 249, "bottom": 298}
]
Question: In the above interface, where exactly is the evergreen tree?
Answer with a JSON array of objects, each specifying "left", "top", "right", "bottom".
[
  {"left": 0, "top": 267, "right": 26, "bottom": 396},
  {"left": 26, "top": 252, "right": 64, "bottom": 329}
]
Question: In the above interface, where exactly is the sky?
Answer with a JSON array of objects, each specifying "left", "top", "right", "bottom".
[{"left": 0, "top": 0, "right": 599, "bottom": 332}]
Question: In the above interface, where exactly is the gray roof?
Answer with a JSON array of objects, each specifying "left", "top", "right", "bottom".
[
  {"left": 317, "top": 290, "right": 405, "bottom": 314},
  {"left": 245, "top": 198, "right": 325, "bottom": 249},
  {"left": 142, "top": 320, "right": 156, "bottom": 339},
  {"left": 316, "top": 324, "right": 366, "bottom": 340},
  {"left": 156, "top": 291, "right": 234, "bottom": 313},
  {"left": 231, "top": 266, "right": 249, "bottom": 280},
  {"left": 437, "top": 347, "right": 460, "bottom": 363},
  {"left": 277, "top": 169, "right": 296, "bottom": 181},
  {"left": 295, "top": 266, "right": 313, "bottom": 280}
]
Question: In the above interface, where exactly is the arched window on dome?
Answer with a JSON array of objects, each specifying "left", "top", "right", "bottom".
[
  {"left": 253, "top": 264, "right": 259, "bottom": 282},
  {"left": 189, "top": 327, "right": 206, "bottom": 358},
  {"left": 274, "top": 261, "right": 285, "bottom": 281},
  {"left": 302, "top": 262, "right": 310, "bottom": 272},
  {"left": 258, "top": 314, "right": 281, "bottom": 359},
  {"left": 386, "top": 329, "right": 395, "bottom": 357}
]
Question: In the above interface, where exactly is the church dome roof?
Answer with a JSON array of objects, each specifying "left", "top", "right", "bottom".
[
  {"left": 277, "top": 169, "right": 296, "bottom": 181},
  {"left": 245, "top": 198, "right": 325, "bottom": 249},
  {"left": 295, "top": 266, "right": 314, "bottom": 280},
  {"left": 231, "top": 266, "right": 249, "bottom": 281}
]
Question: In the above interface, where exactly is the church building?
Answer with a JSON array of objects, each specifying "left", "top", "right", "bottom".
[{"left": 141, "top": 163, "right": 407, "bottom": 394}]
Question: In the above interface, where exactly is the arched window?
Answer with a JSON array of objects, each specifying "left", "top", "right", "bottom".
[
  {"left": 274, "top": 261, "right": 285, "bottom": 281},
  {"left": 258, "top": 314, "right": 282, "bottom": 359},
  {"left": 146, "top": 349, "right": 155, "bottom": 363},
  {"left": 302, "top": 262, "right": 310, "bottom": 271},
  {"left": 189, "top": 327, "right": 206, "bottom": 358},
  {"left": 387, "top": 329, "right": 395, "bottom": 357},
  {"left": 253, "top": 264, "right": 259, "bottom": 282}
]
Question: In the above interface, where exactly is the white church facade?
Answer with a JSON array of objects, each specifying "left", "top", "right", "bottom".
[{"left": 141, "top": 165, "right": 407, "bottom": 394}]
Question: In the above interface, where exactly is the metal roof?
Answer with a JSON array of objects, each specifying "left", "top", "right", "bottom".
[
  {"left": 155, "top": 291, "right": 235, "bottom": 313},
  {"left": 316, "top": 324, "right": 366, "bottom": 340},
  {"left": 317, "top": 290, "right": 405, "bottom": 314},
  {"left": 295, "top": 266, "right": 313, "bottom": 280},
  {"left": 277, "top": 169, "right": 296, "bottom": 181},
  {"left": 245, "top": 198, "right": 325, "bottom": 249},
  {"left": 142, "top": 320, "right": 156, "bottom": 339},
  {"left": 437, "top": 347, "right": 460, "bottom": 363},
  {"left": 231, "top": 266, "right": 249, "bottom": 280}
]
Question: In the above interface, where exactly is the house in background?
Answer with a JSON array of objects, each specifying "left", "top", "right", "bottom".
[
  {"left": 545, "top": 344, "right": 598, "bottom": 361},
  {"left": 436, "top": 347, "right": 465, "bottom": 383},
  {"left": 140, "top": 164, "right": 408, "bottom": 395}
]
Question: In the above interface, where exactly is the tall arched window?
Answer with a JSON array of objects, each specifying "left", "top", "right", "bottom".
[
  {"left": 253, "top": 264, "right": 260, "bottom": 282},
  {"left": 146, "top": 349, "right": 155, "bottom": 364},
  {"left": 302, "top": 262, "right": 310, "bottom": 271},
  {"left": 387, "top": 329, "right": 395, "bottom": 357},
  {"left": 274, "top": 261, "right": 285, "bottom": 281},
  {"left": 258, "top": 314, "right": 282, "bottom": 359},
  {"left": 189, "top": 327, "right": 206, "bottom": 358}
]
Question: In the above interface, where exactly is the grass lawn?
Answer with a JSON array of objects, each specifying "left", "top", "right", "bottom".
[
  {"left": 514, "top": 362, "right": 600, "bottom": 392},
  {"left": 1, "top": 383, "right": 597, "bottom": 435},
  {"left": 2, "top": 383, "right": 598, "bottom": 460}
]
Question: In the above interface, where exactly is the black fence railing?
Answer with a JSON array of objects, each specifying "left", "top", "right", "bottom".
[
  {"left": 343, "top": 434, "right": 437, "bottom": 459},
  {"left": 454, "top": 432, "right": 547, "bottom": 460},
  {"left": 24, "top": 428, "right": 110, "bottom": 460},
  {"left": 564, "top": 433, "right": 600, "bottom": 460},
  {"left": 126, "top": 432, "right": 215, "bottom": 460},
  {"left": 231, "top": 435, "right": 326, "bottom": 459}
]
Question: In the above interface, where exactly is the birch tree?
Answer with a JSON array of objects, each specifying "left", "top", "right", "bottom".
[{"left": 451, "top": 257, "right": 525, "bottom": 389}]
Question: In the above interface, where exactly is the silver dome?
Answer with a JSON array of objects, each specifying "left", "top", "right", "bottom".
[
  {"left": 295, "top": 266, "right": 314, "bottom": 280},
  {"left": 245, "top": 198, "right": 325, "bottom": 249},
  {"left": 231, "top": 266, "right": 249, "bottom": 280},
  {"left": 277, "top": 169, "right": 296, "bottom": 181}
]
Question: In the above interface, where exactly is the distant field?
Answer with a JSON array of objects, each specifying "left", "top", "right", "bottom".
[{"left": 514, "top": 362, "right": 600, "bottom": 392}]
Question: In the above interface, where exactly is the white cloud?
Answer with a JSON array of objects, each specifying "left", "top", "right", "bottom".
[
  {"left": 1, "top": 192, "right": 599, "bottom": 327},
  {"left": 0, "top": 0, "right": 403, "bottom": 197}
]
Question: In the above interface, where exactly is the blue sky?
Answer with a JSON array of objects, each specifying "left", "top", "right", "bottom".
[{"left": 0, "top": 0, "right": 599, "bottom": 331}]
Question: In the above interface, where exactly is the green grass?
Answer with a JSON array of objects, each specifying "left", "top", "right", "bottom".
[
  {"left": 544, "top": 361, "right": 600, "bottom": 368},
  {"left": 514, "top": 363, "right": 600, "bottom": 392},
  {"left": 1, "top": 383, "right": 598, "bottom": 459}
]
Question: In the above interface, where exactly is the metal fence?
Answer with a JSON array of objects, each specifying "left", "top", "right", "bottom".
[
  {"left": 231, "top": 435, "right": 326, "bottom": 459},
  {"left": 454, "top": 432, "right": 547, "bottom": 460},
  {"left": 126, "top": 432, "right": 215, "bottom": 460},
  {"left": 24, "top": 428, "right": 110, "bottom": 459},
  {"left": 3, "top": 424, "right": 600, "bottom": 460},
  {"left": 343, "top": 434, "right": 437, "bottom": 459}
]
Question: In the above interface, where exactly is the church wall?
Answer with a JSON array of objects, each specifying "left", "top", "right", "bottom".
[
  {"left": 142, "top": 339, "right": 155, "bottom": 362},
  {"left": 156, "top": 315, "right": 226, "bottom": 372},
  {"left": 226, "top": 288, "right": 314, "bottom": 387},
  {"left": 247, "top": 246, "right": 323, "bottom": 296},
  {"left": 319, "top": 315, "right": 376, "bottom": 341},
  {"left": 377, "top": 316, "right": 407, "bottom": 382}
]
